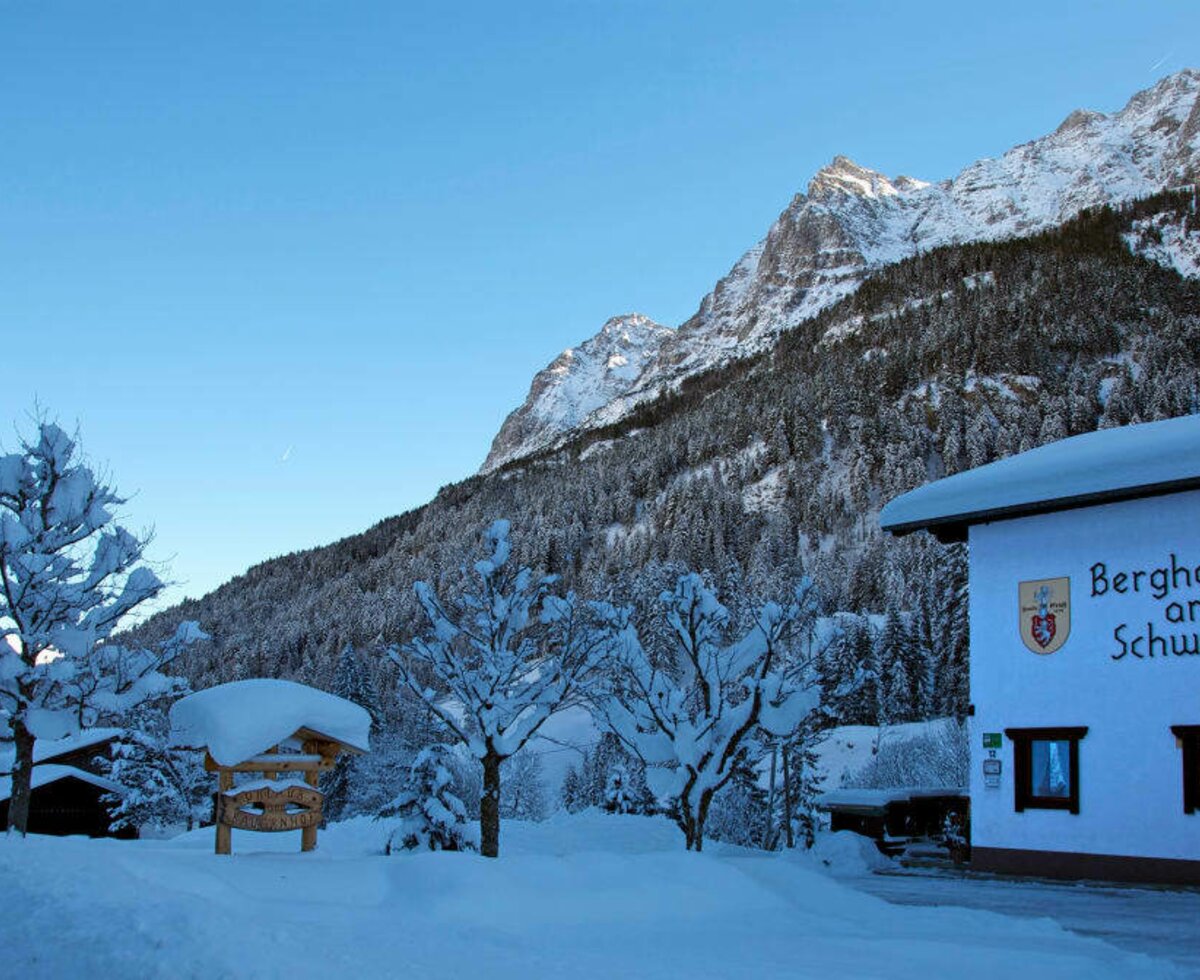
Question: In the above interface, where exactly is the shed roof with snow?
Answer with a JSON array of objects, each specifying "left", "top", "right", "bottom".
[
  {"left": 880, "top": 414, "right": 1200, "bottom": 542},
  {"left": 0, "top": 764, "right": 125, "bottom": 804},
  {"left": 0, "top": 727, "right": 124, "bottom": 776},
  {"left": 169, "top": 678, "right": 371, "bottom": 768}
]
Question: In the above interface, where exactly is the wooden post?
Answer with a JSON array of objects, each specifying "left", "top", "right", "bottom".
[
  {"left": 300, "top": 738, "right": 327, "bottom": 852},
  {"left": 301, "top": 767, "right": 320, "bottom": 852},
  {"left": 216, "top": 768, "right": 233, "bottom": 855}
]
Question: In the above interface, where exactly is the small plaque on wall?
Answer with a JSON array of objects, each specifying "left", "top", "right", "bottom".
[{"left": 982, "top": 732, "right": 1002, "bottom": 749}]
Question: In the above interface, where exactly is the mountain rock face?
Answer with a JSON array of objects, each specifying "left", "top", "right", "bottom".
[
  {"left": 483, "top": 314, "right": 670, "bottom": 473},
  {"left": 482, "top": 69, "right": 1200, "bottom": 472}
]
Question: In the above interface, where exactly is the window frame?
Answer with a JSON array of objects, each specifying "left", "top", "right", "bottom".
[
  {"left": 1171, "top": 725, "right": 1200, "bottom": 815},
  {"left": 1004, "top": 726, "right": 1088, "bottom": 814}
]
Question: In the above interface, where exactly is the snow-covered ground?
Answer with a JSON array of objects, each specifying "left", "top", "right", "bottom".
[
  {"left": 853, "top": 867, "right": 1200, "bottom": 975},
  {"left": 1, "top": 812, "right": 1188, "bottom": 979}
]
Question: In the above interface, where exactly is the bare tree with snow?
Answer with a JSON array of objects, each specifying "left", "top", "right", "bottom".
[
  {"left": 597, "top": 574, "right": 819, "bottom": 851},
  {"left": 0, "top": 419, "right": 200, "bottom": 834},
  {"left": 387, "top": 520, "right": 606, "bottom": 857}
]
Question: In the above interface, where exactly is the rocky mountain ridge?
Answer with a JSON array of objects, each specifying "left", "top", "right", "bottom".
[{"left": 482, "top": 69, "right": 1200, "bottom": 472}]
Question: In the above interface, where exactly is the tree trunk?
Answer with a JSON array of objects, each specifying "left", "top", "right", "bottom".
[
  {"left": 782, "top": 741, "right": 795, "bottom": 849},
  {"left": 7, "top": 719, "right": 36, "bottom": 835},
  {"left": 764, "top": 744, "right": 778, "bottom": 850},
  {"left": 480, "top": 752, "right": 502, "bottom": 858},
  {"left": 691, "top": 789, "right": 714, "bottom": 853},
  {"left": 682, "top": 808, "right": 699, "bottom": 851}
]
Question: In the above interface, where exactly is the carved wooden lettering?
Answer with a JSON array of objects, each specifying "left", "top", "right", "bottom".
[{"left": 217, "top": 784, "right": 324, "bottom": 832}]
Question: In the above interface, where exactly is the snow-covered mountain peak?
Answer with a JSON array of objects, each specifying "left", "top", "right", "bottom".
[
  {"left": 595, "top": 312, "right": 659, "bottom": 344},
  {"left": 483, "top": 71, "right": 1200, "bottom": 472},
  {"left": 482, "top": 313, "right": 670, "bottom": 472},
  {"left": 807, "top": 156, "right": 921, "bottom": 201}
]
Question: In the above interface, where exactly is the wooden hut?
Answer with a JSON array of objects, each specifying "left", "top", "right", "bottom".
[
  {"left": 0, "top": 764, "right": 133, "bottom": 838},
  {"left": 0, "top": 728, "right": 131, "bottom": 838}
]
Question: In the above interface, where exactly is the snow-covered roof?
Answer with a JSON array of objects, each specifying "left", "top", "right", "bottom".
[
  {"left": 0, "top": 727, "right": 124, "bottom": 776},
  {"left": 169, "top": 679, "right": 371, "bottom": 767},
  {"left": 818, "top": 786, "right": 966, "bottom": 812},
  {"left": 880, "top": 415, "right": 1200, "bottom": 541},
  {"left": 0, "top": 764, "right": 125, "bottom": 803}
]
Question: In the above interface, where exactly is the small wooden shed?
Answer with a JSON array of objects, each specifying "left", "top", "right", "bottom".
[
  {"left": 818, "top": 786, "right": 968, "bottom": 855},
  {"left": 170, "top": 679, "right": 371, "bottom": 854},
  {"left": 0, "top": 764, "right": 134, "bottom": 838},
  {"left": 0, "top": 728, "right": 131, "bottom": 838}
]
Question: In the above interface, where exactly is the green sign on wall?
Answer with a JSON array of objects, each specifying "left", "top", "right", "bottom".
[{"left": 982, "top": 732, "right": 1002, "bottom": 749}]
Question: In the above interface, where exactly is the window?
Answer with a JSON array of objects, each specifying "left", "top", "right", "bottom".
[
  {"left": 1172, "top": 726, "right": 1200, "bottom": 815},
  {"left": 1005, "top": 727, "right": 1087, "bottom": 814}
]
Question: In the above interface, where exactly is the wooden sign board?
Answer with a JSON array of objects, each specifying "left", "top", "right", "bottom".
[
  {"left": 217, "top": 784, "right": 324, "bottom": 833},
  {"left": 197, "top": 729, "right": 360, "bottom": 853}
]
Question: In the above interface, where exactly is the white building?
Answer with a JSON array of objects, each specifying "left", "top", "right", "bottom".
[{"left": 881, "top": 414, "right": 1200, "bottom": 884}]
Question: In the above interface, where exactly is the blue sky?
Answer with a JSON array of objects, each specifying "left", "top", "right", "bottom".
[{"left": 1, "top": 2, "right": 1195, "bottom": 605}]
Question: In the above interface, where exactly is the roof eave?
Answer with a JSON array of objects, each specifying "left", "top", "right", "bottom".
[{"left": 882, "top": 475, "right": 1200, "bottom": 542}]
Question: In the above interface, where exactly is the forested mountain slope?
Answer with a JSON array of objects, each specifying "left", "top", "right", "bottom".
[
  {"left": 135, "top": 190, "right": 1200, "bottom": 723},
  {"left": 482, "top": 70, "right": 1200, "bottom": 471}
]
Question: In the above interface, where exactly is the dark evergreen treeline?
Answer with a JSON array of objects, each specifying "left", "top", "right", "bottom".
[{"left": 129, "top": 189, "right": 1200, "bottom": 733}]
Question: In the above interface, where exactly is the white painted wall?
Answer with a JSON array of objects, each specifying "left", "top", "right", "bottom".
[{"left": 969, "top": 489, "right": 1200, "bottom": 860}]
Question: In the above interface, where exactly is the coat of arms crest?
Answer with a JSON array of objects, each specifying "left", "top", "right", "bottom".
[{"left": 1018, "top": 577, "right": 1071, "bottom": 654}]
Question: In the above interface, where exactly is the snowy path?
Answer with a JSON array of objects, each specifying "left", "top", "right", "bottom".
[
  {"left": 851, "top": 868, "right": 1200, "bottom": 975},
  {"left": 0, "top": 817, "right": 1188, "bottom": 979}
]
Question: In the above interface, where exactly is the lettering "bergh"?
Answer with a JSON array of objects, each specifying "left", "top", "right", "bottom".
[{"left": 1090, "top": 554, "right": 1200, "bottom": 602}]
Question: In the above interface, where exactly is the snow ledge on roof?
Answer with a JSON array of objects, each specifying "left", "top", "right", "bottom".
[
  {"left": 880, "top": 414, "right": 1200, "bottom": 535},
  {"left": 0, "top": 764, "right": 126, "bottom": 804},
  {"left": 169, "top": 679, "right": 371, "bottom": 767}
]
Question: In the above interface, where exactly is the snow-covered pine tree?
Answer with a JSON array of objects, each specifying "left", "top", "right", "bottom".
[
  {"left": 387, "top": 520, "right": 607, "bottom": 857},
  {"left": 880, "top": 653, "right": 913, "bottom": 726},
  {"left": 380, "top": 745, "right": 476, "bottom": 853},
  {"left": 0, "top": 419, "right": 203, "bottom": 834},
  {"left": 501, "top": 749, "right": 547, "bottom": 821},
  {"left": 103, "top": 702, "right": 210, "bottom": 833},
  {"left": 598, "top": 574, "right": 819, "bottom": 851},
  {"left": 560, "top": 763, "right": 584, "bottom": 813},
  {"left": 876, "top": 608, "right": 917, "bottom": 724},
  {"left": 583, "top": 731, "right": 624, "bottom": 807},
  {"left": 932, "top": 544, "right": 970, "bottom": 720},
  {"left": 785, "top": 733, "right": 824, "bottom": 849},
  {"left": 344, "top": 723, "right": 412, "bottom": 817},
  {"left": 323, "top": 643, "right": 380, "bottom": 820},
  {"left": 822, "top": 615, "right": 877, "bottom": 726},
  {"left": 704, "top": 753, "right": 771, "bottom": 848}
]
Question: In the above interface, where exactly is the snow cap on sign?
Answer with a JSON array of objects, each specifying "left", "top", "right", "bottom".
[
  {"left": 169, "top": 678, "right": 371, "bottom": 767},
  {"left": 880, "top": 414, "right": 1200, "bottom": 538}
]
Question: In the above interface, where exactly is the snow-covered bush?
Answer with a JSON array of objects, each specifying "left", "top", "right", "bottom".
[
  {"left": 380, "top": 745, "right": 477, "bottom": 853},
  {"left": 604, "top": 763, "right": 635, "bottom": 814},
  {"left": 843, "top": 719, "right": 969, "bottom": 789}
]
